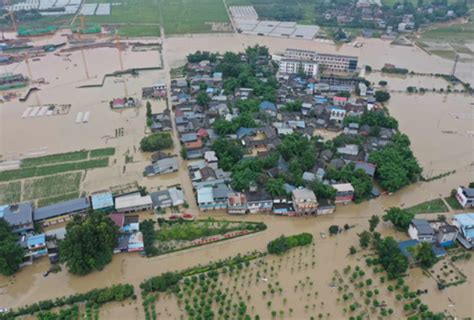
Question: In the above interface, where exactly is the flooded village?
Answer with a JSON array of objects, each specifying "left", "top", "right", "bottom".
[{"left": 0, "top": 9, "right": 473, "bottom": 320}]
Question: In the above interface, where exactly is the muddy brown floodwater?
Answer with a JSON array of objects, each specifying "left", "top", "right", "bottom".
[{"left": 0, "top": 32, "right": 473, "bottom": 319}]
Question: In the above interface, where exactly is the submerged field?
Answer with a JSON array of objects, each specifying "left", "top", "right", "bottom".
[{"left": 0, "top": 148, "right": 115, "bottom": 206}]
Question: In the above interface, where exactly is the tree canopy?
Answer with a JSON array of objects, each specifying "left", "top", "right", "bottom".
[
  {"left": 376, "top": 236, "right": 409, "bottom": 279},
  {"left": 60, "top": 211, "right": 119, "bottom": 275},
  {"left": 369, "top": 133, "right": 422, "bottom": 192},
  {"left": 0, "top": 218, "right": 24, "bottom": 276},
  {"left": 140, "top": 132, "right": 173, "bottom": 152},
  {"left": 383, "top": 207, "right": 414, "bottom": 231},
  {"left": 211, "top": 138, "right": 244, "bottom": 171}
]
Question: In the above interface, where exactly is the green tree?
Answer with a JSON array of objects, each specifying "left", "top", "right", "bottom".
[
  {"left": 369, "top": 215, "right": 380, "bottom": 232},
  {"left": 196, "top": 92, "right": 211, "bottom": 106},
  {"left": 414, "top": 242, "right": 437, "bottom": 268},
  {"left": 146, "top": 101, "right": 152, "bottom": 119},
  {"left": 376, "top": 237, "right": 409, "bottom": 279},
  {"left": 349, "top": 246, "right": 357, "bottom": 255},
  {"left": 140, "top": 132, "right": 173, "bottom": 152},
  {"left": 310, "top": 181, "right": 336, "bottom": 200},
  {"left": 358, "top": 231, "right": 371, "bottom": 249},
  {"left": 0, "top": 218, "right": 24, "bottom": 276},
  {"left": 329, "top": 225, "right": 340, "bottom": 235},
  {"left": 265, "top": 178, "right": 287, "bottom": 197},
  {"left": 211, "top": 138, "right": 244, "bottom": 171},
  {"left": 383, "top": 207, "right": 414, "bottom": 231},
  {"left": 60, "top": 211, "right": 119, "bottom": 275}
]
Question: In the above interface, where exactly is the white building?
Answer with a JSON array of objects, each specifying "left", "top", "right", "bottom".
[
  {"left": 455, "top": 186, "right": 474, "bottom": 208},
  {"left": 278, "top": 59, "right": 319, "bottom": 77},
  {"left": 283, "top": 48, "right": 358, "bottom": 73},
  {"left": 115, "top": 193, "right": 152, "bottom": 213},
  {"left": 408, "top": 219, "right": 435, "bottom": 243}
]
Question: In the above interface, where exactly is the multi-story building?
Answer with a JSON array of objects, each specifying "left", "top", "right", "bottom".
[
  {"left": 278, "top": 59, "right": 319, "bottom": 77},
  {"left": 292, "top": 188, "right": 318, "bottom": 215},
  {"left": 455, "top": 186, "right": 474, "bottom": 208},
  {"left": 283, "top": 48, "right": 358, "bottom": 73}
]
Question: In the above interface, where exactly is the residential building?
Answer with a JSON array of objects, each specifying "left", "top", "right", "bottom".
[
  {"left": 283, "top": 48, "right": 358, "bottom": 73},
  {"left": 332, "top": 183, "right": 354, "bottom": 204},
  {"left": 128, "top": 231, "right": 144, "bottom": 252},
  {"left": 278, "top": 58, "right": 319, "bottom": 77},
  {"left": 330, "top": 107, "right": 346, "bottom": 124},
  {"left": 452, "top": 213, "right": 474, "bottom": 249},
  {"left": 26, "top": 234, "right": 48, "bottom": 259},
  {"left": 144, "top": 156, "right": 179, "bottom": 176},
  {"left": 197, "top": 187, "right": 214, "bottom": 211},
  {"left": 408, "top": 219, "right": 435, "bottom": 243},
  {"left": 115, "top": 193, "right": 152, "bottom": 213},
  {"left": 245, "top": 188, "right": 273, "bottom": 213},
  {"left": 259, "top": 101, "right": 277, "bottom": 116},
  {"left": 355, "top": 162, "right": 376, "bottom": 178},
  {"left": 455, "top": 186, "right": 474, "bottom": 208},
  {"left": 91, "top": 191, "right": 114, "bottom": 212},
  {"left": 317, "top": 199, "right": 336, "bottom": 215},
  {"left": 0, "top": 202, "right": 34, "bottom": 233},
  {"left": 292, "top": 188, "right": 318, "bottom": 215},
  {"left": 227, "top": 192, "right": 248, "bottom": 214},
  {"left": 429, "top": 221, "right": 458, "bottom": 247},
  {"left": 34, "top": 197, "right": 90, "bottom": 227},
  {"left": 333, "top": 96, "right": 348, "bottom": 106}
]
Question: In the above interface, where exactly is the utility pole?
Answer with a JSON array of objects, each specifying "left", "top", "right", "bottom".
[{"left": 8, "top": 11, "right": 17, "bottom": 34}]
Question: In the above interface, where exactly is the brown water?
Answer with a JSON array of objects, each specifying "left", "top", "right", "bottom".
[{"left": 1, "top": 33, "right": 473, "bottom": 318}]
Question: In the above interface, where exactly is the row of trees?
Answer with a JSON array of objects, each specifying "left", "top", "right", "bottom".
[
  {"left": 267, "top": 233, "right": 313, "bottom": 255},
  {"left": 0, "top": 218, "right": 24, "bottom": 276},
  {"left": 1, "top": 284, "right": 134, "bottom": 319}
]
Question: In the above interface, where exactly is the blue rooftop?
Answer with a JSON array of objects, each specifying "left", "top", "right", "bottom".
[
  {"left": 237, "top": 127, "right": 256, "bottom": 139},
  {"left": 27, "top": 234, "right": 46, "bottom": 247},
  {"left": 454, "top": 213, "right": 474, "bottom": 227},
  {"left": 259, "top": 101, "right": 277, "bottom": 112},
  {"left": 91, "top": 191, "right": 114, "bottom": 210}
]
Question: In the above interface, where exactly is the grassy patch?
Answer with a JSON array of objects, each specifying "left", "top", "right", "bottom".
[
  {"left": 23, "top": 172, "right": 82, "bottom": 201},
  {"left": 444, "top": 196, "right": 463, "bottom": 210},
  {"left": 405, "top": 198, "right": 449, "bottom": 215},
  {"left": 90, "top": 147, "right": 116, "bottom": 158},
  {"left": 37, "top": 192, "right": 82, "bottom": 207},
  {"left": 0, "top": 181, "right": 21, "bottom": 205},
  {"left": 82, "top": 0, "right": 161, "bottom": 25},
  {"left": 421, "top": 12, "right": 474, "bottom": 43},
  {"left": 21, "top": 151, "right": 88, "bottom": 167},
  {"left": 0, "top": 158, "right": 109, "bottom": 182},
  {"left": 117, "top": 24, "right": 161, "bottom": 37},
  {"left": 159, "top": 0, "right": 230, "bottom": 34}
]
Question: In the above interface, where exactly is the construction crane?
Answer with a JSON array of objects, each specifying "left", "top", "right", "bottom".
[
  {"left": 77, "top": 15, "right": 90, "bottom": 79},
  {"left": 24, "top": 52, "right": 41, "bottom": 105},
  {"left": 7, "top": 11, "right": 18, "bottom": 34},
  {"left": 115, "top": 34, "right": 128, "bottom": 96}
]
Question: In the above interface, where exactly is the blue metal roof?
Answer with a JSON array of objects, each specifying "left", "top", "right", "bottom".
[
  {"left": 454, "top": 213, "right": 474, "bottom": 227},
  {"left": 237, "top": 127, "right": 256, "bottom": 139},
  {"left": 259, "top": 101, "right": 277, "bottom": 112},
  {"left": 91, "top": 192, "right": 114, "bottom": 210},
  {"left": 27, "top": 234, "right": 46, "bottom": 247}
]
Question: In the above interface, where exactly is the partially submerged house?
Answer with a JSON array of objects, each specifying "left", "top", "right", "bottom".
[
  {"left": 34, "top": 197, "right": 90, "bottom": 227},
  {"left": 0, "top": 202, "right": 34, "bottom": 234}
]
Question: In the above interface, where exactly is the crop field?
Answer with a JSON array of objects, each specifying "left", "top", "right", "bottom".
[
  {"left": 0, "top": 181, "right": 21, "bottom": 205},
  {"left": 159, "top": 0, "right": 230, "bottom": 34},
  {"left": 22, "top": 172, "right": 82, "bottom": 201},
  {"left": 90, "top": 147, "right": 116, "bottom": 158},
  {"left": 21, "top": 151, "right": 89, "bottom": 167},
  {"left": 0, "top": 158, "right": 109, "bottom": 182},
  {"left": 82, "top": 0, "right": 229, "bottom": 35}
]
